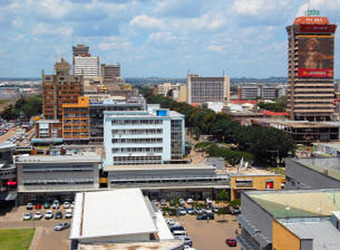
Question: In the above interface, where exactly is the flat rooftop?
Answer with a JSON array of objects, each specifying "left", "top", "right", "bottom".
[
  {"left": 104, "top": 163, "right": 215, "bottom": 171},
  {"left": 283, "top": 220, "right": 340, "bottom": 250},
  {"left": 78, "top": 240, "right": 183, "bottom": 250},
  {"left": 246, "top": 189, "right": 340, "bottom": 218},
  {"left": 70, "top": 189, "right": 159, "bottom": 240},
  {"left": 15, "top": 153, "right": 101, "bottom": 164},
  {"left": 226, "top": 166, "right": 281, "bottom": 176}
]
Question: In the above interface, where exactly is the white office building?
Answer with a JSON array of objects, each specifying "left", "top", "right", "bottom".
[
  {"left": 73, "top": 56, "right": 100, "bottom": 79},
  {"left": 104, "top": 105, "right": 185, "bottom": 166}
]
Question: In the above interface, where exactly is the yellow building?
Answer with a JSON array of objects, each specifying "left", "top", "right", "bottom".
[
  {"left": 62, "top": 97, "right": 90, "bottom": 142},
  {"left": 230, "top": 173, "right": 284, "bottom": 200}
]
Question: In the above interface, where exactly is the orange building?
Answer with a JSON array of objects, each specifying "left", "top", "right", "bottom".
[{"left": 62, "top": 97, "right": 90, "bottom": 143}]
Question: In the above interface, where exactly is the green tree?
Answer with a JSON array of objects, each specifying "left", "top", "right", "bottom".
[{"left": 216, "top": 190, "right": 230, "bottom": 220}]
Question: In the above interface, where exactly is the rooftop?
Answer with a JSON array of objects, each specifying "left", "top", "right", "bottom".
[
  {"left": 246, "top": 189, "right": 340, "bottom": 218},
  {"left": 226, "top": 166, "right": 281, "bottom": 176},
  {"left": 15, "top": 153, "right": 101, "bottom": 164},
  {"left": 104, "top": 163, "right": 215, "bottom": 171},
  {"left": 0, "top": 142, "right": 15, "bottom": 150},
  {"left": 78, "top": 240, "right": 182, "bottom": 250},
  {"left": 283, "top": 220, "right": 340, "bottom": 250},
  {"left": 70, "top": 189, "right": 170, "bottom": 241}
]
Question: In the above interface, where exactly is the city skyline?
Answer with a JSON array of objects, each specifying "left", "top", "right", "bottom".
[{"left": 1, "top": 0, "right": 340, "bottom": 78}]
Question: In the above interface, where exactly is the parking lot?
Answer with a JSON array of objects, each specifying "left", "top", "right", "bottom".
[{"left": 0, "top": 205, "right": 72, "bottom": 250}]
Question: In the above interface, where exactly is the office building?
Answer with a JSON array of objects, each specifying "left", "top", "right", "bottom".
[
  {"left": 16, "top": 153, "right": 101, "bottom": 204},
  {"left": 285, "top": 157, "right": 340, "bottom": 189},
  {"left": 72, "top": 44, "right": 90, "bottom": 57},
  {"left": 70, "top": 189, "right": 183, "bottom": 249},
  {"left": 101, "top": 63, "right": 121, "bottom": 80},
  {"left": 42, "top": 58, "right": 84, "bottom": 120},
  {"left": 0, "top": 142, "right": 16, "bottom": 196},
  {"left": 89, "top": 95, "right": 146, "bottom": 143},
  {"left": 238, "top": 189, "right": 340, "bottom": 250},
  {"left": 237, "top": 84, "right": 287, "bottom": 100},
  {"left": 286, "top": 13, "right": 337, "bottom": 121},
  {"left": 31, "top": 120, "right": 63, "bottom": 144},
  {"left": 103, "top": 105, "right": 185, "bottom": 166},
  {"left": 62, "top": 96, "right": 90, "bottom": 143},
  {"left": 73, "top": 56, "right": 99, "bottom": 79},
  {"left": 187, "top": 74, "right": 230, "bottom": 105}
]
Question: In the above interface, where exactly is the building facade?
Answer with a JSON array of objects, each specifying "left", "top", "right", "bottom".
[
  {"left": 286, "top": 14, "right": 337, "bottom": 121},
  {"left": 62, "top": 97, "right": 90, "bottom": 143},
  {"left": 101, "top": 64, "right": 121, "bottom": 81},
  {"left": 42, "top": 58, "right": 84, "bottom": 120},
  {"left": 16, "top": 154, "right": 101, "bottom": 204},
  {"left": 103, "top": 106, "right": 185, "bottom": 166},
  {"left": 187, "top": 74, "right": 230, "bottom": 105},
  {"left": 31, "top": 120, "right": 63, "bottom": 144},
  {"left": 72, "top": 44, "right": 90, "bottom": 57},
  {"left": 0, "top": 143, "right": 16, "bottom": 193},
  {"left": 73, "top": 56, "right": 99, "bottom": 79}
]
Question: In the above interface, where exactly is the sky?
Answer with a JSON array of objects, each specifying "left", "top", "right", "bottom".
[{"left": 0, "top": 0, "right": 340, "bottom": 78}]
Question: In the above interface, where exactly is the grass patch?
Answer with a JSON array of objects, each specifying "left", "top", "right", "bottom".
[{"left": 0, "top": 228, "right": 35, "bottom": 250}]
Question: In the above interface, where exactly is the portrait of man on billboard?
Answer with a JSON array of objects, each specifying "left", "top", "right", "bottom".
[{"left": 298, "top": 36, "right": 334, "bottom": 77}]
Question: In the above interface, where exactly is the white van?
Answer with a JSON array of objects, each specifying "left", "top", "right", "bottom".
[{"left": 172, "top": 230, "right": 187, "bottom": 237}]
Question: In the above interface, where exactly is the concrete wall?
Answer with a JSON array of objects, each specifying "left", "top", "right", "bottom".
[
  {"left": 272, "top": 219, "right": 300, "bottom": 250},
  {"left": 241, "top": 192, "right": 273, "bottom": 247},
  {"left": 286, "top": 158, "right": 340, "bottom": 189}
]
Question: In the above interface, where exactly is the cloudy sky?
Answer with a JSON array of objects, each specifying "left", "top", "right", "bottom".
[{"left": 1, "top": 0, "right": 340, "bottom": 78}]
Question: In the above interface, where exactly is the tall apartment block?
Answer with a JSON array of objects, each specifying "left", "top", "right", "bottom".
[
  {"left": 73, "top": 56, "right": 99, "bottom": 80},
  {"left": 286, "top": 13, "right": 337, "bottom": 121},
  {"left": 187, "top": 74, "right": 230, "bottom": 105},
  {"left": 103, "top": 105, "right": 185, "bottom": 166},
  {"left": 42, "top": 58, "right": 84, "bottom": 120},
  {"left": 62, "top": 97, "right": 90, "bottom": 143},
  {"left": 72, "top": 44, "right": 90, "bottom": 57},
  {"left": 238, "top": 84, "right": 287, "bottom": 100},
  {"left": 101, "top": 64, "right": 121, "bottom": 81}
]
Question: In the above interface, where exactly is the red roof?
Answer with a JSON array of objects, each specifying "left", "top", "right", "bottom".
[
  {"left": 294, "top": 16, "right": 329, "bottom": 25},
  {"left": 263, "top": 110, "right": 289, "bottom": 116}
]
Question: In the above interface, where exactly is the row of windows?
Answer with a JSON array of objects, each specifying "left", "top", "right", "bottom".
[
  {"left": 111, "top": 120, "right": 163, "bottom": 125},
  {"left": 112, "top": 138, "right": 163, "bottom": 144},
  {"left": 113, "top": 156, "right": 161, "bottom": 164},
  {"left": 64, "top": 114, "right": 89, "bottom": 118},
  {"left": 111, "top": 177, "right": 227, "bottom": 184},
  {"left": 23, "top": 180, "right": 93, "bottom": 186},
  {"left": 64, "top": 126, "right": 89, "bottom": 130},
  {"left": 112, "top": 129, "right": 163, "bottom": 135},
  {"left": 22, "top": 165, "right": 93, "bottom": 172},
  {"left": 64, "top": 132, "right": 89, "bottom": 136},
  {"left": 64, "top": 120, "right": 88, "bottom": 124},
  {"left": 112, "top": 147, "right": 163, "bottom": 153}
]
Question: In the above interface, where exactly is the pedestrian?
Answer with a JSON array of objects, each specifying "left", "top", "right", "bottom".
[{"left": 235, "top": 229, "right": 238, "bottom": 235}]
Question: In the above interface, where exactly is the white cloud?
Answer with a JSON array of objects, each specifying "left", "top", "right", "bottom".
[
  {"left": 130, "top": 15, "right": 166, "bottom": 30},
  {"left": 11, "top": 17, "right": 22, "bottom": 28},
  {"left": 98, "top": 36, "right": 132, "bottom": 51},
  {"left": 147, "top": 32, "right": 177, "bottom": 44},
  {"left": 296, "top": 0, "right": 340, "bottom": 17},
  {"left": 233, "top": 0, "right": 288, "bottom": 16},
  {"left": 32, "top": 23, "right": 73, "bottom": 36},
  {"left": 207, "top": 45, "right": 224, "bottom": 52}
]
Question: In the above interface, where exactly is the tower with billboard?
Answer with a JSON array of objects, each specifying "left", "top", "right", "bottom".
[{"left": 286, "top": 11, "right": 337, "bottom": 121}]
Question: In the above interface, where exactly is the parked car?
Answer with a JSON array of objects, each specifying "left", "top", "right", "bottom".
[
  {"left": 54, "top": 222, "right": 70, "bottom": 231},
  {"left": 205, "top": 198, "right": 213, "bottom": 206},
  {"left": 212, "top": 206, "right": 219, "bottom": 213},
  {"left": 23, "top": 212, "right": 32, "bottom": 220},
  {"left": 195, "top": 208, "right": 203, "bottom": 215},
  {"left": 225, "top": 238, "right": 237, "bottom": 247},
  {"left": 186, "top": 207, "right": 195, "bottom": 215},
  {"left": 26, "top": 203, "right": 33, "bottom": 210},
  {"left": 44, "top": 202, "right": 50, "bottom": 209},
  {"left": 35, "top": 204, "right": 42, "bottom": 209},
  {"left": 196, "top": 213, "right": 214, "bottom": 220},
  {"left": 45, "top": 211, "right": 54, "bottom": 219},
  {"left": 160, "top": 199, "right": 167, "bottom": 206},
  {"left": 231, "top": 207, "right": 241, "bottom": 215},
  {"left": 184, "top": 246, "right": 196, "bottom": 250},
  {"left": 71, "top": 201, "right": 75, "bottom": 209},
  {"left": 65, "top": 209, "right": 72, "bottom": 219},
  {"left": 63, "top": 202, "right": 70, "bottom": 209},
  {"left": 52, "top": 200, "right": 60, "bottom": 209},
  {"left": 178, "top": 208, "right": 186, "bottom": 215},
  {"left": 175, "top": 236, "right": 193, "bottom": 247},
  {"left": 170, "top": 225, "right": 185, "bottom": 233},
  {"left": 179, "top": 198, "right": 185, "bottom": 206},
  {"left": 34, "top": 212, "right": 43, "bottom": 220},
  {"left": 55, "top": 211, "right": 63, "bottom": 219},
  {"left": 172, "top": 230, "right": 187, "bottom": 237},
  {"left": 166, "top": 218, "right": 176, "bottom": 226},
  {"left": 187, "top": 198, "right": 194, "bottom": 204}
]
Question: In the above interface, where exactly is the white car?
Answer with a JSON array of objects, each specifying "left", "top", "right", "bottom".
[
  {"left": 178, "top": 208, "right": 187, "bottom": 215},
  {"left": 23, "top": 212, "right": 32, "bottom": 220},
  {"left": 179, "top": 198, "right": 185, "bottom": 206},
  {"left": 166, "top": 218, "right": 176, "bottom": 226},
  {"left": 65, "top": 209, "right": 73, "bottom": 219},
  {"left": 206, "top": 198, "right": 212, "bottom": 206},
  {"left": 71, "top": 201, "right": 75, "bottom": 209},
  {"left": 52, "top": 200, "right": 60, "bottom": 209},
  {"left": 63, "top": 202, "right": 70, "bottom": 209},
  {"left": 45, "top": 210, "right": 54, "bottom": 219},
  {"left": 187, "top": 198, "right": 194, "bottom": 204},
  {"left": 34, "top": 212, "right": 43, "bottom": 220}
]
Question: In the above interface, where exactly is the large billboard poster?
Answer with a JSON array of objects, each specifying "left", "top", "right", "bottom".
[{"left": 298, "top": 36, "right": 334, "bottom": 78}]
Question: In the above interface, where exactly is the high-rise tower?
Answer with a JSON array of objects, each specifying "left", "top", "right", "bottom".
[{"left": 286, "top": 11, "right": 337, "bottom": 121}]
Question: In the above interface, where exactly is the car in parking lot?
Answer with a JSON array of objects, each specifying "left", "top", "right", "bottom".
[
  {"left": 195, "top": 208, "right": 203, "bottom": 215},
  {"left": 45, "top": 210, "right": 54, "bottom": 219},
  {"left": 55, "top": 211, "right": 63, "bottom": 219},
  {"left": 23, "top": 212, "right": 32, "bottom": 220},
  {"left": 52, "top": 200, "right": 60, "bottom": 209},
  {"left": 187, "top": 198, "right": 194, "bottom": 204},
  {"left": 26, "top": 203, "right": 33, "bottom": 210},
  {"left": 160, "top": 199, "right": 167, "bottom": 206},
  {"left": 34, "top": 204, "right": 42, "bottom": 209},
  {"left": 54, "top": 222, "right": 70, "bottom": 231},
  {"left": 196, "top": 213, "right": 214, "bottom": 220},
  {"left": 63, "top": 201, "right": 70, "bottom": 209},
  {"left": 33, "top": 212, "right": 43, "bottom": 220},
  {"left": 175, "top": 236, "right": 193, "bottom": 247},
  {"left": 225, "top": 238, "right": 237, "bottom": 247},
  {"left": 172, "top": 230, "right": 187, "bottom": 237},
  {"left": 205, "top": 198, "right": 212, "bottom": 206},
  {"left": 71, "top": 201, "right": 75, "bottom": 209},
  {"left": 231, "top": 207, "right": 241, "bottom": 215},
  {"left": 186, "top": 207, "right": 195, "bottom": 215},
  {"left": 178, "top": 208, "right": 186, "bottom": 215},
  {"left": 44, "top": 202, "right": 50, "bottom": 209},
  {"left": 170, "top": 224, "right": 185, "bottom": 233},
  {"left": 65, "top": 209, "right": 72, "bottom": 219},
  {"left": 166, "top": 218, "right": 176, "bottom": 226},
  {"left": 179, "top": 198, "right": 185, "bottom": 206},
  {"left": 212, "top": 206, "right": 219, "bottom": 213}
]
